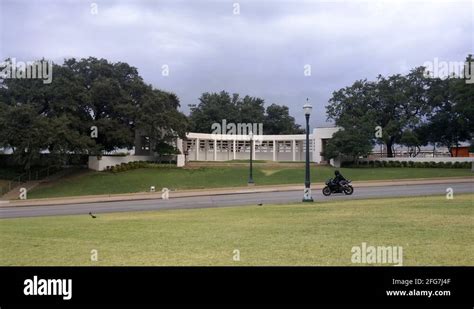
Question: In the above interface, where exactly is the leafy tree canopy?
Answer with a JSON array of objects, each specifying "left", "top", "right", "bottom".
[
  {"left": 326, "top": 58, "right": 473, "bottom": 158},
  {"left": 0, "top": 57, "right": 187, "bottom": 170},
  {"left": 189, "top": 91, "right": 302, "bottom": 134}
]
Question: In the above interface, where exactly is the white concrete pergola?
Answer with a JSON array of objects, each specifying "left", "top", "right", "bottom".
[{"left": 181, "top": 127, "right": 340, "bottom": 164}]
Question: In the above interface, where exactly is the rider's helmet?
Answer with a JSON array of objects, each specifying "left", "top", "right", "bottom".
[{"left": 334, "top": 170, "right": 340, "bottom": 176}]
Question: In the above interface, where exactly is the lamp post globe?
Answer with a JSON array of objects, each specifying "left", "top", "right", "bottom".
[
  {"left": 303, "top": 102, "right": 312, "bottom": 116},
  {"left": 303, "top": 99, "right": 313, "bottom": 202}
]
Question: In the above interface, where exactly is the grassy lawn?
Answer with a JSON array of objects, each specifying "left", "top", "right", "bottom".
[
  {"left": 0, "top": 194, "right": 472, "bottom": 266},
  {"left": 27, "top": 166, "right": 473, "bottom": 199}
]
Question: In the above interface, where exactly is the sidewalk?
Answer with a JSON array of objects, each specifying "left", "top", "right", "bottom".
[{"left": 0, "top": 177, "right": 472, "bottom": 208}]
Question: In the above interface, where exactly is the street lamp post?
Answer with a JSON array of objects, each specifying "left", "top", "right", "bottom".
[
  {"left": 248, "top": 131, "right": 254, "bottom": 185},
  {"left": 303, "top": 100, "right": 313, "bottom": 202}
]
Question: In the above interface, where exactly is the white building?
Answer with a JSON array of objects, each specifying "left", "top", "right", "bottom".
[
  {"left": 181, "top": 127, "right": 340, "bottom": 164},
  {"left": 85, "top": 126, "right": 473, "bottom": 170},
  {"left": 87, "top": 127, "right": 340, "bottom": 170}
]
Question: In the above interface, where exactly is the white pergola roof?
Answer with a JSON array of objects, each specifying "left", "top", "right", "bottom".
[
  {"left": 186, "top": 132, "right": 310, "bottom": 141},
  {"left": 186, "top": 127, "right": 340, "bottom": 141}
]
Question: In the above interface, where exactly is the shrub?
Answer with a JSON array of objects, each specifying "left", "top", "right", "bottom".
[
  {"left": 408, "top": 161, "right": 415, "bottom": 168},
  {"left": 105, "top": 160, "right": 168, "bottom": 173}
]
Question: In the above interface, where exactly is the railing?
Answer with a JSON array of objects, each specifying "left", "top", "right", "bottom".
[
  {"left": 369, "top": 151, "right": 452, "bottom": 158},
  {"left": 0, "top": 165, "right": 63, "bottom": 196}
]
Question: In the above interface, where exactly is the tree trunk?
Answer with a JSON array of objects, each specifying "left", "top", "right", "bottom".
[
  {"left": 414, "top": 146, "right": 421, "bottom": 157},
  {"left": 386, "top": 142, "right": 394, "bottom": 157}
]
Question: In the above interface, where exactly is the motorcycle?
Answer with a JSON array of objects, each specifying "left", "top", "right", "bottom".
[{"left": 322, "top": 178, "right": 354, "bottom": 196}]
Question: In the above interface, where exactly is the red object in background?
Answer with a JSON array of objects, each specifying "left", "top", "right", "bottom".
[{"left": 450, "top": 146, "right": 470, "bottom": 157}]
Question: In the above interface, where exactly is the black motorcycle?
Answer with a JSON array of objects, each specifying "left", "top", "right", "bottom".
[{"left": 322, "top": 178, "right": 354, "bottom": 196}]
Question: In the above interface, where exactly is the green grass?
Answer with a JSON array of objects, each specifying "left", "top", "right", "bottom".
[
  {"left": 27, "top": 166, "right": 473, "bottom": 199},
  {"left": 1, "top": 194, "right": 472, "bottom": 266}
]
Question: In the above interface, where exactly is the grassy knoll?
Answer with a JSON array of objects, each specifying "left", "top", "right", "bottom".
[
  {"left": 1, "top": 194, "right": 472, "bottom": 266},
  {"left": 27, "top": 166, "right": 473, "bottom": 199}
]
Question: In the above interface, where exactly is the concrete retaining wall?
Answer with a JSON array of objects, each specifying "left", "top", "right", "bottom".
[{"left": 88, "top": 155, "right": 156, "bottom": 171}]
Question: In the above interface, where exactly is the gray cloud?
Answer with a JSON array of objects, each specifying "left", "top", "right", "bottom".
[{"left": 1, "top": 0, "right": 472, "bottom": 127}]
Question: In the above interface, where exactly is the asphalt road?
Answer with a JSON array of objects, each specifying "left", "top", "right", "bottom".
[{"left": 1, "top": 182, "right": 472, "bottom": 219}]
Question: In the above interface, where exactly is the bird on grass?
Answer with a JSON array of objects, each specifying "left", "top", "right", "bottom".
[
  {"left": 89, "top": 212, "right": 97, "bottom": 219},
  {"left": 257, "top": 203, "right": 263, "bottom": 206}
]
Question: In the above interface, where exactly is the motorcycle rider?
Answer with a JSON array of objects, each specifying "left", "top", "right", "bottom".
[
  {"left": 323, "top": 170, "right": 353, "bottom": 196},
  {"left": 332, "top": 170, "right": 346, "bottom": 187}
]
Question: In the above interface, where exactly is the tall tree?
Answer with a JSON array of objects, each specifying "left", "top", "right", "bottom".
[
  {"left": 0, "top": 57, "right": 188, "bottom": 170},
  {"left": 237, "top": 95, "right": 265, "bottom": 125},
  {"left": 327, "top": 67, "right": 432, "bottom": 157},
  {"left": 136, "top": 90, "right": 188, "bottom": 154},
  {"left": 263, "top": 104, "right": 303, "bottom": 134},
  {"left": 0, "top": 104, "right": 51, "bottom": 170},
  {"left": 323, "top": 129, "right": 374, "bottom": 163},
  {"left": 418, "top": 75, "right": 471, "bottom": 156},
  {"left": 188, "top": 91, "right": 240, "bottom": 133},
  {"left": 188, "top": 91, "right": 302, "bottom": 134}
]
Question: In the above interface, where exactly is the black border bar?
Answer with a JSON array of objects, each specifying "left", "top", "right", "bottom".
[{"left": 0, "top": 267, "right": 472, "bottom": 307}]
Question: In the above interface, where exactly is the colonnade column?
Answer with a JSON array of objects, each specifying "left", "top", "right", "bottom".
[
  {"left": 273, "top": 140, "right": 277, "bottom": 161},
  {"left": 233, "top": 139, "right": 236, "bottom": 160},
  {"left": 292, "top": 139, "right": 296, "bottom": 161},
  {"left": 195, "top": 138, "right": 200, "bottom": 160},
  {"left": 213, "top": 139, "right": 217, "bottom": 161}
]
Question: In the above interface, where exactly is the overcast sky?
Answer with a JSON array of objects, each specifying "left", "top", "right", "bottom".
[{"left": 0, "top": 0, "right": 472, "bottom": 127}]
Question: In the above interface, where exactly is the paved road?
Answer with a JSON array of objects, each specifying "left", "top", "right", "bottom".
[{"left": 1, "top": 182, "right": 472, "bottom": 219}]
